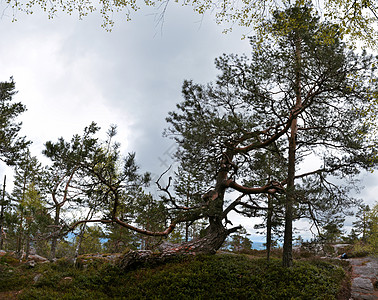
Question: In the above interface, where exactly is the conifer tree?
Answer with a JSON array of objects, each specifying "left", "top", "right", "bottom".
[
  {"left": 0, "top": 78, "right": 29, "bottom": 166},
  {"left": 10, "top": 152, "right": 49, "bottom": 257},
  {"left": 165, "top": 4, "right": 377, "bottom": 267}
]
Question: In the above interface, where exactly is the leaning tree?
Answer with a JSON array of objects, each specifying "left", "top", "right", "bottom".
[
  {"left": 44, "top": 4, "right": 377, "bottom": 269},
  {"left": 162, "top": 4, "right": 377, "bottom": 267}
]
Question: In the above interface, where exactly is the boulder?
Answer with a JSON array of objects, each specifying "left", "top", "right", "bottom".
[
  {"left": 28, "top": 254, "right": 48, "bottom": 262},
  {"left": 352, "top": 277, "right": 374, "bottom": 293},
  {"left": 25, "top": 260, "right": 36, "bottom": 268}
]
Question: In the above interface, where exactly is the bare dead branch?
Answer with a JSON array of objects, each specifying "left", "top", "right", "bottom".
[{"left": 156, "top": 166, "right": 201, "bottom": 210}]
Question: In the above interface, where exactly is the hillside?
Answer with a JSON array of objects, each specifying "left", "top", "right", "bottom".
[{"left": 0, "top": 252, "right": 350, "bottom": 299}]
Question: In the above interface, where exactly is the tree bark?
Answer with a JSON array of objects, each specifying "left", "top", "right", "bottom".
[
  {"left": 266, "top": 194, "right": 273, "bottom": 262},
  {"left": 50, "top": 206, "right": 60, "bottom": 260},
  {"left": 16, "top": 175, "right": 27, "bottom": 258},
  {"left": 16, "top": 214, "right": 24, "bottom": 259},
  {"left": 0, "top": 175, "right": 6, "bottom": 250},
  {"left": 49, "top": 168, "right": 77, "bottom": 260},
  {"left": 282, "top": 35, "right": 302, "bottom": 268},
  {"left": 118, "top": 218, "right": 231, "bottom": 271},
  {"left": 25, "top": 235, "right": 30, "bottom": 260},
  {"left": 74, "top": 223, "right": 86, "bottom": 265}
]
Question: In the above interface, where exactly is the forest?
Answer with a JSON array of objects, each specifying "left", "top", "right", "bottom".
[{"left": 0, "top": 1, "right": 378, "bottom": 299}]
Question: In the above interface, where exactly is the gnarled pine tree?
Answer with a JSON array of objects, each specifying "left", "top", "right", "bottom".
[{"left": 44, "top": 5, "right": 377, "bottom": 268}]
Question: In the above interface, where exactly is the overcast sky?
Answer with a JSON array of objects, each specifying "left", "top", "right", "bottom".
[{"left": 0, "top": 4, "right": 376, "bottom": 242}]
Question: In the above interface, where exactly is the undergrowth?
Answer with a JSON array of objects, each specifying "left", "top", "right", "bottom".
[{"left": 0, "top": 254, "right": 347, "bottom": 299}]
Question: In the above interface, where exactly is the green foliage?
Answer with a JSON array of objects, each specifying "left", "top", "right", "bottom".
[
  {"left": 75, "top": 225, "right": 104, "bottom": 255},
  {"left": 56, "top": 239, "right": 75, "bottom": 258},
  {"left": 229, "top": 228, "right": 253, "bottom": 253},
  {"left": 348, "top": 201, "right": 378, "bottom": 256},
  {"left": 102, "top": 225, "right": 140, "bottom": 253},
  {"left": 0, "top": 77, "right": 30, "bottom": 165},
  {"left": 43, "top": 122, "right": 154, "bottom": 256},
  {"left": 0, "top": 255, "right": 31, "bottom": 292},
  {"left": 4, "top": 0, "right": 378, "bottom": 49},
  {"left": 366, "top": 202, "right": 378, "bottom": 254},
  {"left": 0, "top": 253, "right": 19, "bottom": 266},
  {"left": 321, "top": 218, "right": 345, "bottom": 243},
  {"left": 133, "top": 193, "right": 169, "bottom": 250},
  {"left": 52, "top": 257, "right": 75, "bottom": 271},
  {"left": 353, "top": 204, "right": 372, "bottom": 242},
  {"left": 167, "top": 166, "right": 209, "bottom": 243},
  {"left": 4, "top": 151, "right": 53, "bottom": 256},
  {"left": 9, "top": 254, "right": 347, "bottom": 299},
  {"left": 348, "top": 242, "right": 371, "bottom": 258},
  {"left": 166, "top": 4, "right": 377, "bottom": 262}
]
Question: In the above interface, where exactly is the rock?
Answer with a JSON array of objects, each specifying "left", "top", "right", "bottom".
[
  {"left": 352, "top": 277, "right": 374, "bottom": 293},
  {"left": 350, "top": 257, "right": 378, "bottom": 300},
  {"left": 62, "top": 277, "right": 72, "bottom": 282},
  {"left": 350, "top": 292, "right": 377, "bottom": 300},
  {"left": 28, "top": 254, "right": 48, "bottom": 262},
  {"left": 33, "top": 274, "right": 43, "bottom": 283},
  {"left": 25, "top": 260, "right": 36, "bottom": 268}
]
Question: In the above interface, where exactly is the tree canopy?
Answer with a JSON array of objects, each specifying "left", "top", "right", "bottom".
[
  {"left": 5, "top": 0, "right": 378, "bottom": 47},
  {"left": 165, "top": 4, "right": 378, "bottom": 266},
  {"left": 0, "top": 78, "right": 30, "bottom": 166},
  {"left": 29, "top": 5, "right": 374, "bottom": 266},
  {"left": 1, "top": 2, "right": 377, "bottom": 270}
]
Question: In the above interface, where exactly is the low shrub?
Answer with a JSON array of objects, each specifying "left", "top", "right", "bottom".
[
  {"left": 0, "top": 263, "right": 31, "bottom": 292},
  {"left": 52, "top": 257, "right": 75, "bottom": 271},
  {"left": 293, "top": 248, "right": 315, "bottom": 259},
  {"left": 0, "top": 253, "right": 20, "bottom": 266},
  {"left": 347, "top": 242, "right": 371, "bottom": 258},
  {"left": 16, "top": 254, "right": 346, "bottom": 299}
]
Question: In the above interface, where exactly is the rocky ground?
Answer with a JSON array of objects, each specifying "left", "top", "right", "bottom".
[{"left": 348, "top": 257, "right": 378, "bottom": 300}]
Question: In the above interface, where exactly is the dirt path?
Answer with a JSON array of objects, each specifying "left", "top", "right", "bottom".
[{"left": 348, "top": 257, "right": 378, "bottom": 300}]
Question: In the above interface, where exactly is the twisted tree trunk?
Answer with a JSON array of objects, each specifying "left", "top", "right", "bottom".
[{"left": 118, "top": 218, "right": 233, "bottom": 271}]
